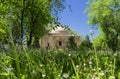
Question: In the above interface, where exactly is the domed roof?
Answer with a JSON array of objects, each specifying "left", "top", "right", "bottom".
[{"left": 49, "top": 27, "right": 71, "bottom": 35}]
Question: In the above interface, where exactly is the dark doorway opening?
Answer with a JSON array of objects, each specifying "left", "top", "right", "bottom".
[
  {"left": 59, "top": 41, "right": 62, "bottom": 46},
  {"left": 47, "top": 43, "right": 49, "bottom": 46}
]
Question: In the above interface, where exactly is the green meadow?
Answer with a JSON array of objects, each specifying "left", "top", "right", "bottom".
[
  {"left": 1, "top": 0, "right": 120, "bottom": 79},
  {"left": 0, "top": 46, "right": 120, "bottom": 79}
]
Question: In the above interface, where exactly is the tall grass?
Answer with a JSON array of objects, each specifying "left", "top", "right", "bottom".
[
  {"left": 0, "top": 27, "right": 120, "bottom": 79},
  {"left": 6, "top": 26, "right": 21, "bottom": 78},
  {"left": 0, "top": 47, "right": 120, "bottom": 79},
  {"left": 91, "top": 34, "right": 100, "bottom": 79}
]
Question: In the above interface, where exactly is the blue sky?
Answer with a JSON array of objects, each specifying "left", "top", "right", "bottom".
[{"left": 58, "top": 0, "right": 99, "bottom": 38}]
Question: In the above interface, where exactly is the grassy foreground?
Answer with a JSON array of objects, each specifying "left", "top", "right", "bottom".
[{"left": 0, "top": 47, "right": 120, "bottom": 79}]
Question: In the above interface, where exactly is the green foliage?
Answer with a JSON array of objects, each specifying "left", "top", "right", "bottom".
[
  {"left": 79, "top": 35, "right": 92, "bottom": 51},
  {"left": 0, "top": 2, "right": 8, "bottom": 43},
  {"left": 92, "top": 32, "right": 108, "bottom": 50},
  {"left": 67, "top": 36, "right": 77, "bottom": 51},
  {"left": 0, "top": 28, "right": 6, "bottom": 42},
  {"left": 0, "top": 48, "right": 120, "bottom": 79},
  {"left": 25, "top": 0, "right": 53, "bottom": 46},
  {"left": 87, "top": 0, "right": 120, "bottom": 51},
  {"left": 0, "top": 0, "right": 67, "bottom": 47}
]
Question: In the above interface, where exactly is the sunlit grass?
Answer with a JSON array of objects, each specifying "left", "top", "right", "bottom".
[
  {"left": 0, "top": 26, "right": 119, "bottom": 78},
  {"left": 0, "top": 47, "right": 120, "bottom": 79}
]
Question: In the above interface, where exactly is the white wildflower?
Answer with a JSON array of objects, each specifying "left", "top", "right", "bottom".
[
  {"left": 68, "top": 53, "right": 71, "bottom": 57},
  {"left": 109, "top": 76, "right": 115, "bottom": 79},
  {"left": 32, "top": 70, "right": 37, "bottom": 77},
  {"left": 114, "top": 53, "right": 117, "bottom": 57},
  {"left": 92, "top": 69, "right": 96, "bottom": 72},
  {"left": 92, "top": 76, "right": 99, "bottom": 79},
  {"left": 40, "top": 64, "right": 43, "bottom": 67},
  {"left": 76, "top": 65, "right": 79, "bottom": 69},
  {"left": 5, "top": 67, "right": 13, "bottom": 71},
  {"left": 58, "top": 74, "right": 61, "bottom": 77},
  {"left": 87, "top": 74, "right": 92, "bottom": 79},
  {"left": 98, "top": 68, "right": 101, "bottom": 71},
  {"left": 63, "top": 73, "right": 69, "bottom": 78},
  {"left": 89, "top": 61, "right": 92, "bottom": 65},
  {"left": 42, "top": 74, "right": 46, "bottom": 78},
  {"left": 94, "top": 72, "right": 97, "bottom": 75},
  {"left": 83, "top": 63, "right": 86, "bottom": 66},
  {"left": 100, "top": 71, "right": 104, "bottom": 76},
  {"left": 106, "top": 57, "right": 109, "bottom": 59}
]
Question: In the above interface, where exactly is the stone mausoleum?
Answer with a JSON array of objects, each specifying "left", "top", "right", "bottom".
[{"left": 39, "top": 26, "right": 81, "bottom": 50}]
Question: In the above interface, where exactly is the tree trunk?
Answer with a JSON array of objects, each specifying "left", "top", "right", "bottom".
[
  {"left": 27, "top": 31, "right": 33, "bottom": 47},
  {"left": 20, "top": 0, "right": 25, "bottom": 45},
  {"left": 33, "top": 36, "right": 39, "bottom": 48}
]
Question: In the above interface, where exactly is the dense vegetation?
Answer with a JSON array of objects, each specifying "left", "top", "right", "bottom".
[
  {"left": 1, "top": 47, "right": 120, "bottom": 79},
  {"left": 1, "top": 0, "right": 120, "bottom": 79},
  {"left": 87, "top": 0, "right": 120, "bottom": 51}
]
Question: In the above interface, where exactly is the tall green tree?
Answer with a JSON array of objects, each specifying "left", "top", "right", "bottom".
[
  {"left": 67, "top": 36, "right": 77, "bottom": 51},
  {"left": 87, "top": 0, "right": 120, "bottom": 51},
  {"left": 79, "top": 35, "right": 92, "bottom": 51},
  {"left": 26, "top": 0, "right": 67, "bottom": 47},
  {"left": 0, "top": 0, "right": 67, "bottom": 78},
  {"left": 0, "top": 0, "right": 67, "bottom": 47},
  {"left": 92, "top": 32, "right": 108, "bottom": 50},
  {"left": 25, "top": 0, "right": 52, "bottom": 47}
]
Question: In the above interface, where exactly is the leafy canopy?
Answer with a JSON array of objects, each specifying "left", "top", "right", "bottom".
[{"left": 87, "top": 0, "right": 120, "bottom": 51}]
